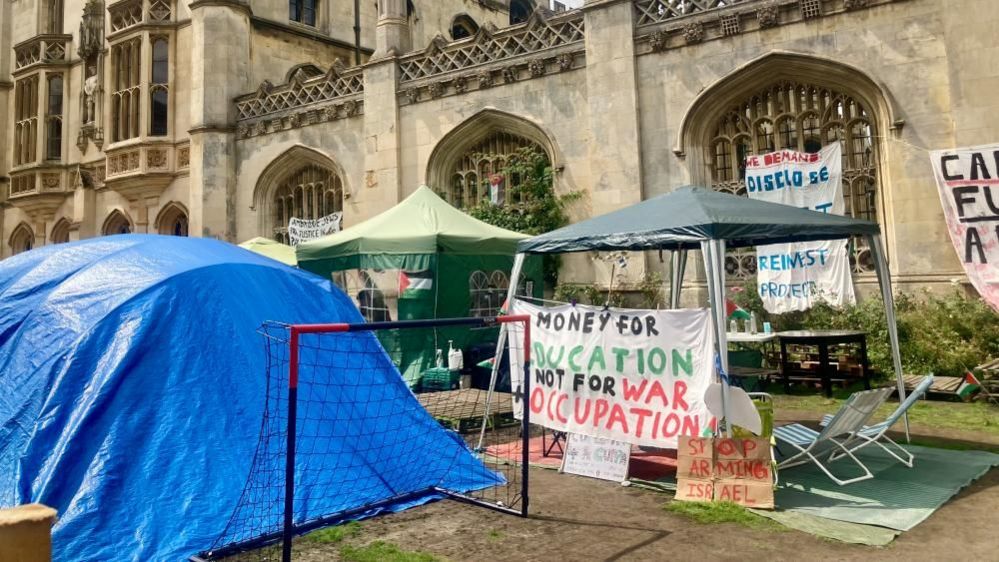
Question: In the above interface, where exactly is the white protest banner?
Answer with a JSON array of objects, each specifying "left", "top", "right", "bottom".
[
  {"left": 929, "top": 144, "right": 999, "bottom": 312},
  {"left": 745, "top": 144, "right": 856, "bottom": 313},
  {"left": 561, "top": 433, "right": 630, "bottom": 482},
  {"left": 507, "top": 300, "right": 716, "bottom": 448},
  {"left": 288, "top": 212, "right": 343, "bottom": 246}
]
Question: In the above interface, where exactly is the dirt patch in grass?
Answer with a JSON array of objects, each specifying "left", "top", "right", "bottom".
[{"left": 287, "top": 464, "right": 998, "bottom": 561}]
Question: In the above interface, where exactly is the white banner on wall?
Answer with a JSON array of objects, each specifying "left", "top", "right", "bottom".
[
  {"left": 288, "top": 212, "right": 343, "bottom": 246},
  {"left": 745, "top": 144, "right": 856, "bottom": 313},
  {"left": 507, "top": 300, "right": 716, "bottom": 449},
  {"left": 929, "top": 144, "right": 999, "bottom": 312}
]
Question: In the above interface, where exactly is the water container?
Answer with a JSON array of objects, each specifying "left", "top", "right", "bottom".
[{"left": 447, "top": 340, "right": 463, "bottom": 371}]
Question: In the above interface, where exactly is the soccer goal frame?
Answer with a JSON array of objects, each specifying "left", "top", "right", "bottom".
[{"left": 194, "top": 315, "right": 531, "bottom": 562}]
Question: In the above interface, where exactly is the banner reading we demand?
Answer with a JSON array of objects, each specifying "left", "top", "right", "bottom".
[
  {"left": 508, "top": 300, "right": 716, "bottom": 448},
  {"left": 745, "top": 144, "right": 856, "bottom": 313}
]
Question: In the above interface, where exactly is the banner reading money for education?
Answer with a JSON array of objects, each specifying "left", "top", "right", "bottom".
[
  {"left": 746, "top": 144, "right": 856, "bottom": 313},
  {"left": 930, "top": 144, "right": 999, "bottom": 312},
  {"left": 507, "top": 300, "right": 716, "bottom": 448},
  {"left": 288, "top": 212, "right": 343, "bottom": 246}
]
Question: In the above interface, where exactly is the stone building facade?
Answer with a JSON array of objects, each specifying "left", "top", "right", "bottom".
[{"left": 2, "top": 0, "right": 997, "bottom": 296}]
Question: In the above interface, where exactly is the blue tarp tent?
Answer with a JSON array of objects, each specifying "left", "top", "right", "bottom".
[{"left": 0, "top": 235, "right": 500, "bottom": 561}]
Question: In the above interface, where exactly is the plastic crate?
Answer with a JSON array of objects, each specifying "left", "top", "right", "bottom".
[{"left": 421, "top": 367, "right": 459, "bottom": 391}]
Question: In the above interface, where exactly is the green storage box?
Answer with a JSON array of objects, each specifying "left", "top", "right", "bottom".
[{"left": 421, "top": 367, "right": 459, "bottom": 391}]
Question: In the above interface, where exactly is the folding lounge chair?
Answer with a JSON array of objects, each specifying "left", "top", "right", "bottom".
[
  {"left": 774, "top": 387, "right": 894, "bottom": 485},
  {"left": 820, "top": 375, "right": 935, "bottom": 468}
]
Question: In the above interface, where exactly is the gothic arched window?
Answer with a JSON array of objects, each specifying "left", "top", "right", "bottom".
[
  {"left": 445, "top": 131, "right": 548, "bottom": 209},
  {"left": 451, "top": 14, "right": 479, "bottom": 40},
  {"left": 157, "top": 203, "right": 189, "bottom": 236},
  {"left": 50, "top": 219, "right": 71, "bottom": 244},
  {"left": 271, "top": 164, "right": 343, "bottom": 244},
  {"left": 707, "top": 81, "right": 879, "bottom": 277},
  {"left": 10, "top": 223, "right": 34, "bottom": 255},
  {"left": 510, "top": 0, "right": 532, "bottom": 25},
  {"left": 103, "top": 210, "right": 133, "bottom": 235}
]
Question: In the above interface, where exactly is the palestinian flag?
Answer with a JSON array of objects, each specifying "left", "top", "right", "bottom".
[
  {"left": 957, "top": 371, "right": 981, "bottom": 400},
  {"left": 477, "top": 357, "right": 496, "bottom": 369},
  {"left": 399, "top": 269, "right": 433, "bottom": 297},
  {"left": 725, "top": 298, "right": 751, "bottom": 320}
]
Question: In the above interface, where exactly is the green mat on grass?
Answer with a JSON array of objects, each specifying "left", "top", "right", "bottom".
[
  {"left": 749, "top": 508, "right": 900, "bottom": 546},
  {"left": 772, "top": 444, "right": 999, "bottom": 532},
  {"left": 650, "top": 444, "right": 997, "bottom": 544}
]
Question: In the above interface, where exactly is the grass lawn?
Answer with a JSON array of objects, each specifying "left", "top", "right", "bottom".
[
  {"left": 664, "top": 501, "right": 784, "bottom": 531},
  {"left": 766, "top": 383, "right": 999, "bottom": 437},
  {"left": 302, "top": 521, "right": 441, "bottom": 561}
]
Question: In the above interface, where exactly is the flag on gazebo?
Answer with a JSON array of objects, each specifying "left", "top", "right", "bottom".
[
  {"left": 399, "top": 269, "right": 433, "bottom": 298},
  {"left": 725, "top": 298, "right": 751, "bottom": 320}
]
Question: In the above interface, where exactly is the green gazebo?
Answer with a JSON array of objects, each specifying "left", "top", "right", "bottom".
[{"left": 297, "top": 185, "right": 542, "bottom": 387}]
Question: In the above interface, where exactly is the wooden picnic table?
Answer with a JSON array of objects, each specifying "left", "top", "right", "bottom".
[{"left": 778, "top": 330, "right": 871, "bottom": 398}]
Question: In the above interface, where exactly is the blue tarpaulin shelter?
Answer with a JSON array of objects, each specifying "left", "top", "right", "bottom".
[{"left": 0, "top": 235, "right": 500, "bottom": 561}]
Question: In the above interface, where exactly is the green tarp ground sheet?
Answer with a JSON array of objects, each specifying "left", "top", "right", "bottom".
[
  {"left": 639, "top": 444, "right": 997, "bottom": 545},
  {"left": 753, "top": 444, "right": 999, "bottom": 545}
]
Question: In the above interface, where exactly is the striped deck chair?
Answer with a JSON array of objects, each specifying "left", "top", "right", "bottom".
[
  {"left": 774, "top": 387, "right": 894, "bottom": 485},
  {"left": 821, "top": 375, "right": 935, "bottom": 468}
]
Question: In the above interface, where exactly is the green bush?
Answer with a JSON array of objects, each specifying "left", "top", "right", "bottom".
[
  {"left": 464, "top": 146, "right": 581, "bottom": 286},
  {"left": 728, "top": 283, "right": 999, "bottom": 377}
]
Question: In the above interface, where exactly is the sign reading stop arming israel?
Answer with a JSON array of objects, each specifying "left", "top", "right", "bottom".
[
  {"left": 288, "top": 212, "right": 343, "bottom": 246},
  {"left": 745, "top": 144, "right": 856, "bottom": 313},
  {"left": 929, "top": 144, "right": 999, "bottom": 312},
  {"left": 507, "top": 300, "right": 716, "bottom": 448}
]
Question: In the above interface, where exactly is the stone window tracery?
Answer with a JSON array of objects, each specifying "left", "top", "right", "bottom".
[
  {"left": 707, "top": 81, "right": 879, "bottom": 277},
  {"left": 111, "top": 38, "right": 141, "bottom": 142},
  {"left": 271, "top": 164, "right": 343, "bottom": 244},
  {"left": 445, "top": 131, "right": 548, "bottom": 209},
  {"left": 14, "top": 76, "right": 39, "bottom": 166}
]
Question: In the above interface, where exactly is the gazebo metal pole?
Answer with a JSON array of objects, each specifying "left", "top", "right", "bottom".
[
  {"left": 868, "top": 233, "right": 910, "bottom": 441},
  {"left": 701, "top": 239, "right": 732, "bottom": 437},
  {"left": 670, "top": 249, "right": 688, "bottom": 309},
  {"left": 477, "top": 252, "right": 526, "bottom": 451}
]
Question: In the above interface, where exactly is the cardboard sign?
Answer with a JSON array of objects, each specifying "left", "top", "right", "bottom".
[
  {"left": 561, "top": 433, "right": 631, "bottom": 482},
  {"left": 675, "top": 436, "right": 774, "bottom": 509},
  {"left": 929, "top": 144, "right": 999, "bottom": 312},
  {"left": 746, "top": 144, "right": 856, "bottom": 313},
  {"left": 507, "top": 301, "right": 716, "bottom": 448}
]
